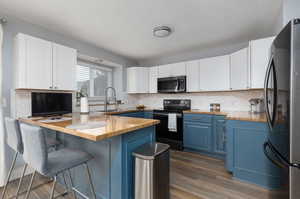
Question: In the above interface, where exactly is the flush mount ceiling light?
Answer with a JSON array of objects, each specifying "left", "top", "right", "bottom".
[{"left": 153, "top": 26, "right": 172, "bottom": 38}]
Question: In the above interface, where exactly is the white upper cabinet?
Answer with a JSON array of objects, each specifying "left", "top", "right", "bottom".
[
  {"left": 250, "top": 36, "right": 275, "bottom": 89},
  {"left": 14, "top": 34, "right": 53, "bottom": 89},
  {"left": 158, "top": 62, "right": 186, "bottom": 78},
  {"left": 149, "top": 66, "right": 158, "bottom": 93},
  {"left": 199, "top": 55, "right": 230, "bottom": 91},
  {"left": 127, "top": 67, "right": 149, "bottom": 93},
  {"left": 186, "top": 60, "right": 200, "bottom": 92},
  {"left": 158, "top": 64, "right": 171, "bottom": 78},
  {"left": 171, "top": 62, "right": 186, "bottom": 76},
  {"left": 52, "top": 43, "right": 77, "bottom": 91},
  {"left": 230, "top": 47, "right": 249, "bottom": 90},
  {"left": 14, "top": 33, "right": 77, "bottom": 91}
]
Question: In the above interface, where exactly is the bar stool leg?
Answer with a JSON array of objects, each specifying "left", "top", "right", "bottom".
[
  {"left": 84, "top": 163, "right": 96, "bottom": 199},
  {"left": 15, "top": 163, "right": 27, "bottom": 199},
  {"left": 67, "top": 169, "right": 77, "bottom": 199},
  {"left": 1, "top": 152, "right": 18, "bottom": 199},
  {"left": 25, "top": 171, "right": 36, "bottom": 199},
  {"left": 49, "top": 176, "right": 57, "bottom": 199}
]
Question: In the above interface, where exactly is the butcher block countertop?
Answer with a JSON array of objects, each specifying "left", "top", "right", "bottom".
[
  {"left": 19, "top": 112, "right": 160, "bottom": 141},
  {"left": 183, "top": 110, "right": 269, "bottom": 122}
]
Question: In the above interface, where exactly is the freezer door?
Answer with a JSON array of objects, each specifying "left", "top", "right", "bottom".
[{"left": 290, "top": 19, "right": 300, "bottom": 199}]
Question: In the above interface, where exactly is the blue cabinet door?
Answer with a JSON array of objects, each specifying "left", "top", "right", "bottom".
[
  {"left": 226, "top": 120, "right": 284, "bottom": 189},
  {"left": 183, "top": 121, "right": 212, "bottom": 152},
  {"left": 214, "top": 116, "right": 226, "bottom": 155}
]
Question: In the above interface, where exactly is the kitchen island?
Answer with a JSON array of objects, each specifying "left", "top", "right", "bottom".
[{"left": 19, "top": 112, "right": 160, "bottom": 199}]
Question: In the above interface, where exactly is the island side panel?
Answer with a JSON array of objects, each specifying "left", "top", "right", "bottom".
[
  {"left": 121, "top": 126, "right": 156, "bottom": 199},
  {"left": 54, "top": 125, "right": 156, "bottom": 199},
  {"left": 59, "top": 132, "right": 113, "bottom": 199}
]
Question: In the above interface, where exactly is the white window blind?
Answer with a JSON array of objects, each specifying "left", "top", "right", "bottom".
[{"left": 76, "top": 62, "right": 113, "bottom": 97}]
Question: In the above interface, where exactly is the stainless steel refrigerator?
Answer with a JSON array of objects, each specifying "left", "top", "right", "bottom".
[{"left": 263, "top": 18, "right": 300, "bottom": 199}]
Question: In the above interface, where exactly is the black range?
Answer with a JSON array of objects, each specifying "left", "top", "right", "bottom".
[{"left": 153, "top": 99, "right": 191, "bottom": 150}]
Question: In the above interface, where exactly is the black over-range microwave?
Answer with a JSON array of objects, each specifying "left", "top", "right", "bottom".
[{"left": 157, "top": 76, "right": 186, "bottom": 93}]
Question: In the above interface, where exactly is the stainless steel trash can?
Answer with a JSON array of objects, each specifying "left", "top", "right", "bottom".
[{"left": 133, "top": 142, "right": 170, "bottom": 199}]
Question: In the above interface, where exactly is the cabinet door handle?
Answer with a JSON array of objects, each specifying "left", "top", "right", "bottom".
[
  {"left": 49, "top": 86, "right": 53, "bottom": 89},
  {"left": 55, "top": 86, "right": 58, "bottom": 89}
]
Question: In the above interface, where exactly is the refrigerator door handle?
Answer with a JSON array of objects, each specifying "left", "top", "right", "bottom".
[
  {"left": 271, "top": 60, "right": 278, "bottom": 127},
  {"left": 264, "top": 54, "right": 274, "bottom": 130},
  {"left": 263, "top": 141, "right": 300, "bottom": 169},
  {"left": 263, "top": 141, "right": 287, "bottom": 168}
]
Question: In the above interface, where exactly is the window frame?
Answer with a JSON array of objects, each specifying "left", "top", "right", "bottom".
[{"left": 76, "top": 60, "right": 113, "bottom": 99}]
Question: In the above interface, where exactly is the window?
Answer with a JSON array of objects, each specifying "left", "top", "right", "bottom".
[{"left": 76, "top": 62, "right": 113, "bottom": 97}]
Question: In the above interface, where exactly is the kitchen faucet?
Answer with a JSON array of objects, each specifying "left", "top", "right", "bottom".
[{"left": 104, "top": 87, "right": 117, "bottom": 112}]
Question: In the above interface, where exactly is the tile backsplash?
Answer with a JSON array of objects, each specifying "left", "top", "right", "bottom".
[{"left": 126, "top": 90, "right": 264, "bottom": 111}]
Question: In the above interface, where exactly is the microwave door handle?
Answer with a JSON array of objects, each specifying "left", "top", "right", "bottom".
[
  {"left": 264, "top": 54, "right": 274, "bottom": 130},
  {"left": 175, "top": 80, "right": 179, "bottom": 92}
]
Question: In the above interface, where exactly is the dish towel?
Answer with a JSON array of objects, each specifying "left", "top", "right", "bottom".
[{"left": 168, "top": 113, "right": 177, "bottom": 132}]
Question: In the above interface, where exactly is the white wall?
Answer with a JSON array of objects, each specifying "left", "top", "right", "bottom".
[
  {"left": 129, "top": 90, "right": 264, "bottom": 111},
  {"left": 283, "top": 0, "right": 300, "bottom": 25}
]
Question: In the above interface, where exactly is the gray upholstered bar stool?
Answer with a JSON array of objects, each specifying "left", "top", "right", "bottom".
[
  {"left": 1, "top": 117, "right": 60, "bottom": 199},
  {"left": 19, "top": 123, "right": 96, "bottom": 199}
]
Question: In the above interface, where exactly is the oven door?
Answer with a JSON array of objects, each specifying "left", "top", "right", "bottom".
[{"left": 153, "top": 112, "right": 183, "bottom": 150}]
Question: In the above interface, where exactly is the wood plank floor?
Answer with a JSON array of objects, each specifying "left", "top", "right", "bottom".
[
  {"left": 170, "top": 150, "right": 287, "bottom": 199},
  {"left": 0, "top": 150, "right": 286, "bottom": 199}
]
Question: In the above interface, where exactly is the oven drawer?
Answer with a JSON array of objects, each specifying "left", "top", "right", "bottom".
[{"left": 183, "top": 114, "right": 213, "bottom": 123}]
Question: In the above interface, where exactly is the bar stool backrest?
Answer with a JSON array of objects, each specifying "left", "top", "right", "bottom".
[
  {"left": 19, "top": 123, "right": 48, "bottom": 174},
  {"left": 5, "top": 117, "right": 23, "bottom": 154}
]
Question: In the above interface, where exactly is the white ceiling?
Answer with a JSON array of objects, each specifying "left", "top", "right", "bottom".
[{"left": 0, "top": 0, "right": 282, "bottom": 62}]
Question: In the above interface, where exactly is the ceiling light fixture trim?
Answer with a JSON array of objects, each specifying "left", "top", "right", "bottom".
[{"left": 153, "top": 26, "right": 172, "bottom": 38}]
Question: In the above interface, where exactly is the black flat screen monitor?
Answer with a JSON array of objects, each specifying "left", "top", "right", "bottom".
[{"left": 31, "top": 92, "right": 72, "bottom": 117}]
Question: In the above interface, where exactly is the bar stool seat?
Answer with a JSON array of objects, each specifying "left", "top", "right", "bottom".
[
  {"left": 44, "top": 148, "right": 92, "bottom": 177},
  {"left": 19, "top": 123, "right": 97, "bottom": 199},
  {"left": 1, "top": 118, "right": 61, "bottom": 199}
]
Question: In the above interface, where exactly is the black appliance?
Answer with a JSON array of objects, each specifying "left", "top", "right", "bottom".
[
  {"left": 262, "top": 19, "right": 300, "bottom": 199},
  {"left": 157, "top": 76, "right": 186, "bottom": 93},
  {"left": 153, "top": 99, "right": 191, "bottom": 150},
  {"left": 31, "top": 92, "right": 72, "bottom": 117}
]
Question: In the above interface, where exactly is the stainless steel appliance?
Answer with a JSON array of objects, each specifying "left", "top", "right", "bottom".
[
  {"left": 153, "top": 99, "right": 191, "bottom": 150},
  {"left": 157, "top": 76, "right": 186, "bottom": 93},
  {"left": 263, "top": 19, "right": 300, "bottom": 199},
  {"left": 133, "top": 142, "right": 170, "bottom": 199}
]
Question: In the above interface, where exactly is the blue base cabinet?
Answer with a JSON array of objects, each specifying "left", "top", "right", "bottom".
[
  {"left": 184, "top": 121, "right": 212, "bottom": 152},
  {"left": 117, "top": 111, "right": 145, "bottom": 118},
  {"left": 213, "top": 116, "right": 226, "bottom": 155},
  {"left": 115, "top": 111, "right": 153, "bottom": 119},
  {"left": 226, "top": 120, "right": 284, "bottom": 189},
  {"left": 183, "top": 114, "right": 226, "bottom": 158}
]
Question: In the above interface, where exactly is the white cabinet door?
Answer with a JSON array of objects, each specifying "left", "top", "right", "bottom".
[
  {"left": 199, "top": 55, "right": 230, "bottom": 91},
  {"left": 127, "top": 67, "right": 149, "bottom": 93},
  {"left": 158, "top": 64, "right": 171, "bottom": 78},
  {"left": 230, "top": 48, "right": 249, "bottom": 90},
  {"left": 250, "top": 37, "right": 275, "bottom": 89},
  {"left": 186, "top": 60, "right": 200, "bottom": 92},
  {"left": 171, "top": 62, "right": 186, "bottom": 76},
  {"left": 26, "top": 35, "right": 53, "bottom": 89},
  {"left": 53, "top": 43, "right": 77, "bottom": 91},
  {"left": 149, "top": 66, "right": 158, "bottom": 93}
]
